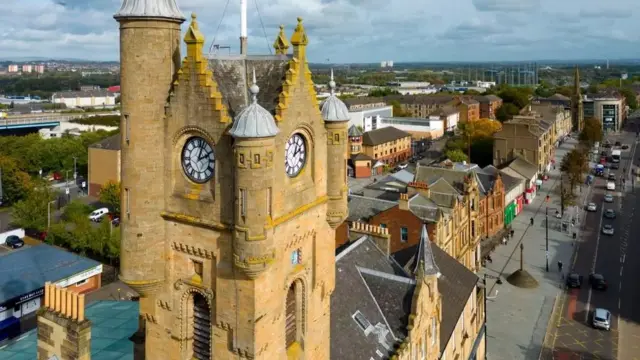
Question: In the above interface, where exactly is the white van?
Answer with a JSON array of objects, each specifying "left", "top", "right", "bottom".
[
  {"left": 606, "top": 181, "right": 616, "bottom": 191},
  {"left": 89, "top": 208, "right": 109, "bottom": 222}
]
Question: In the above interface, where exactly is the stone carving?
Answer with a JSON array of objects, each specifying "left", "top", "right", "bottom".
[
  {"left": 171, "top": 241, "right": 214, "bottom": 259},
  {"left": 286, "top": 229, "right": 316, "bottom": 250}
]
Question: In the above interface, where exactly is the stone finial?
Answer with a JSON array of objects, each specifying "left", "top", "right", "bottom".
[
  {"left": 290, "top": 17, "right": 308, "bottom": 46},
  {"left": 229, "top": 68, "right": 280, "bottom": 138},
  {"left": 329, "top": 69, "right": 336, "bottom": 95},
  {"left": 184, "top": 13, "right": 205, "bottom": 44},
  {"left": 414, "top": 224, "right": 441, "bottom": 277},
  {"left": 273, "top": 25, "right": 290, "bottom": 55}
]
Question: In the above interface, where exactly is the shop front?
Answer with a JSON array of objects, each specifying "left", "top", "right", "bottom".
[
  {"left": 504, "top": 201, "right": 516, "bottom": 226},
  {"left": 516, "top": 194, "right": 525, "bottom": 215},
  {"left": 525, "top": 184, "right": 536, "bottom": 204}
]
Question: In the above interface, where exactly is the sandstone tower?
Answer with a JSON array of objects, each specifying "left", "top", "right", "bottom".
[
  {"left": 115, "top": 0, "right": 348, "bottom": 358},
  {"left": 571, "top": 65, "right": 584, "bottom": 132}
]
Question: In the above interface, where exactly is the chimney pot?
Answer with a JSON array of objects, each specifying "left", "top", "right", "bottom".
[
  {"left": 61, "top": 288, "right": 67, "bottom": 316},
  {"left": 72, "top": 293, "right": 78, "bottom": 320},
  {"left": 54, "top": 286, "right": 61, "bottom": 312},
  {"left": 78, "top": 294, "right": 85, "bottom": 322}
]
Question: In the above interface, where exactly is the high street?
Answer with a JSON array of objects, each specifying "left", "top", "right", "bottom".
[{"left": 545, "top": 124, "right": 640, "bottom": 360}]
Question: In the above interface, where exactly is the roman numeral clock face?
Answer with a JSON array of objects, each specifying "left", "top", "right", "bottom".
[
  {"left": 181, "top": 136, "right": 215, "bottom": 183},
  {"left": 285, "top": 133, "right": 306, "bottom": 177}
]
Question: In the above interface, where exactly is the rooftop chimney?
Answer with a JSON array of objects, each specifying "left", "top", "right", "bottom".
[
  {"left": 399, "top": 193, "right": 410, "bottom": 210},
  {"left": 349, "top": 222, "right": 390, "bottom": 255},
  {"left": 37, "top": 282, "right": 91, "bottom": 360}
]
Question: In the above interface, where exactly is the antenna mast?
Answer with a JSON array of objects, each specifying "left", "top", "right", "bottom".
[{"left": 240, "top": 0, "right": 248, "bottom": 55}]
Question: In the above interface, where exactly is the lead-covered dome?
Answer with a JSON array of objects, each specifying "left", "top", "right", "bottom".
[
  {"left": 321, "top": 69, "right": 350, "bottom": 122},
  {"left": 229, "top": 69, "right": 280, "bottom": 138},
  {"left": 114, "top": 0, "right": 185, "bottom": 21}
]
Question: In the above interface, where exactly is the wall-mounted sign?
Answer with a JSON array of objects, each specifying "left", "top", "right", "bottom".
[{"left": 0, "top": 287, "right": 44, "bottom": 310}]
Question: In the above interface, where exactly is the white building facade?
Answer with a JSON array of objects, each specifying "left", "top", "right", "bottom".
[
  {"left": 377, "top": 117, "right": 444, "bottom": 139},
  {"left": 347, "top": 102, "right": 393, "bottom": 132},
  {"left": 52, "top": 89, "right": 117, "bottom": 109}
]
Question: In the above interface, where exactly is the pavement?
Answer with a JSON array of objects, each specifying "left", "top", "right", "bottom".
[
  {"left": 541, "top": 123, "right": 640, "bottom": 360},
  {"left": 481, "top": 135, "right": 592, "bottom": 360}
]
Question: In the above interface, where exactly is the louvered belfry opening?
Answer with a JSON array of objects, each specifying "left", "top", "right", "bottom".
[
  {"left": 285, "top": 284, "right": 297, "bottom": 347},
  {"left": 192, "top": 293, "right": 211, "bottom": 360}
]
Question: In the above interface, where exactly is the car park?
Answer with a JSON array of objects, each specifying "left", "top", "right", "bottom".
[
  {"left": 589, "top": 273, "right": 608, "bottom": 291},
  {"left": 5, "top": 235, "right": 24, "bottom": 249},
  {"left": 566, "top": 273, "right": 583, "bottom": 288},
  {"left": 604, "top": 209, "right": 616, "bottom": 219},
  {"left": 602, "top": 224, "right": 615, "bottom": 235},
  {"left": 604, "top": 193, "right": 614, "bottom": 203},
  {"left": 587, "top": 203, "right": 597, "bottom": 212},
  {"left": 592, "top": 308, "right": 611, "bottom": 330}
]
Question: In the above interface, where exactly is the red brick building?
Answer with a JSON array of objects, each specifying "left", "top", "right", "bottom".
[
  {"left": 361, "top": 127, "right": 412, "bottom": 167},
  {"left": 347, "top": 125, "right": 381, "bottom": 178},
  {"left": 475, "top": 170, "right": 505, "bottom": 238}
]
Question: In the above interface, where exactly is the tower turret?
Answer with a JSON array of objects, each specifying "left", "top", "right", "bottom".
[
  {"left": 114, "top": 0, "right": 185, "bottom": 296},
  {"left": 230, "top": 69, "right": 280, "bottom": 278},
  {"left": 572, "top": 65, "right": 584, "bottom": 131},
  {"left": 348, "top": 124, "right": 363, "bottom": 155},
  {"left": 321, "top": 69, "right": 350, "bottom": 228}
]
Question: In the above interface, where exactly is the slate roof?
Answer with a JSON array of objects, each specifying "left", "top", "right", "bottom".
[
  {"left": 229, "top": 69, "right": 280, "bottom": 138},
  {"left": 343, "top": 97, "right": 389, "bottom": 108},
  {"left": 208, "top": 55, "right": 290, "bottom": 118},
  {"left": 0, "top": 301, "right": 139, "bottom": 360},
  {"left": 414, "top": 166, "right": 473, "bottom": 194},
  {"left": 350, "top": 153, "right": 374, "bottom": 162},
  {"left": 384, "top": 94, "right": 454, "bottom": 105},
  {"left": 348, "top": 125, "right": 363, "bottom": 137},
  {"left": 89, "top": 134, "right": 121, "bottom": 151},
  {"left": 347, "top": 195, "right": 397, "bottom": 221},
  {"left": 0, "top": 244, "right": 100, "bottom": 306},
  {"left": 480, "top": 165, "right": 523, "bottom": 192},
  {"left": 428, "top": 105, "right": 458, "bottom": 117},
  {"left": 501, "top": 156, "right": 538, "bottom": 180},
  {"left": 332, "top": 236, "right": 413, "bottom": 360},
  {"left": 547, "top": 93, "right": 571, "bottom": 101},
  {"left": 390, "top": 169, "right": 415, "bottom": 184},
  {"left": 475, "top": 94, "right": 501, "bottom": 103},
  {"left": 332, "top": 235, "right": 479, "bottom": 359},
  {"left": 362, "top": 127, "right": 411, "bottom": 146}
]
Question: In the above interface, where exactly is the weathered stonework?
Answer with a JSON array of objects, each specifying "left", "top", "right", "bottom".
[{"left": 118, "top": 13, "right": 340, "bottom": 360}]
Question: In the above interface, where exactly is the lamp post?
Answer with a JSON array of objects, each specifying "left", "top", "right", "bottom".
[
  {"left": 47, "top": 200, "right": 56, "bottom": 229},
  {"left": 73, "top": 156, "right": 77, "bottom": 181},
  {"left": 545, "top": 207, "right": 549, "bottom": 272},
  {"left": 560, "top": 175, "right": 565, "bottom": 217},
  {"left": 483, "top": 273, "right": 488, "bottom": 359}
]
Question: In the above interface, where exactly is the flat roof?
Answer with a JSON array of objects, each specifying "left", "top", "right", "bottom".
[
  {"left": 0, "top": 244, "right": 100, "bottom": 306},
  {"left": 0, "top": 300, "right": 139, "bottom": 360}
]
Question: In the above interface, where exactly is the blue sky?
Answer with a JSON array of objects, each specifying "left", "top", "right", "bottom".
[{"left": 1, "top": 0, "right": 638, "bottom": 63}]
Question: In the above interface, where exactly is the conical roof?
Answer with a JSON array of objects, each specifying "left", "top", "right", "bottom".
[
  {"left": 348, "top": 125, "right": 363, "bottom": 137},
  {"left": 229, "top": 69, "right": 280, "bottom": 138},
  {"left": 321, "top": 69, "right": 350, "bottom": 122},
  {"left": 414, "top": 224, "right": 441, "bottom": 277}
]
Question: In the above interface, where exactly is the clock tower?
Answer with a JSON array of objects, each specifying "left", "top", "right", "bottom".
[{"left": 115, "top": 0, "right": 347, "bottom": 358}]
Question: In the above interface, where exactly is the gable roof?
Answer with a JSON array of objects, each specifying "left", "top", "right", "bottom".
[
  {"left": 89, "top": 134, "right": 121, "bottom": 151},
  {"left": 480, "top": 165, "right": 523, "bottom": 192},
  {"left": 547, "top": 93, "right": 571, "bottom": 101},
  {"left": 347, "top": 195, "right": 397, "bottom": 222},
  {"left": 501, "top": 156, "right": 538, "bottom": 180},
  {"left": 332, "top": 236, "right": 414, "bottom": 360},
  {"left": 362, "top": 127, "right": 411, "bottom": 146}
]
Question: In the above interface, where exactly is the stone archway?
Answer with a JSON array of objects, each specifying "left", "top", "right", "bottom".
[{"left": 176, "top": 282, "right": 215, "bottom": 359}]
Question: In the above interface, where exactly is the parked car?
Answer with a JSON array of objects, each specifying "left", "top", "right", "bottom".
[
  {"left": 88, "top": 207, "right": 110, "bottom": 222},
  {"left": 604, "top": 193, "right": 614, "bottom": 203},
  {"left": 5, "top": 235, "right": 24, "bottom": 249},
  {"left": 566, "top": 273, "right": 583, "bottom": 288},
  {"left": 604, "top": 142, "right": 612, "bottom": 148},
  {"left": 587, "top": 203, "right": 597, "bottom": 212},
  {"left": 608, "top": 173, "right": 616, "bottom": 181},
  {"left": 604, "top": 209, "right": 616, "bottom": 219},
  {"left": 589, "top": 273, "right": 608, "bottom": 291},
  {"left": 397, "top": 163, "right": 408, "bottom": 170},
  {"left": 111, "top": 217, "right": 121, "bottom": 227},
  {"left": 592, "top": 308, "right": 611, "bottom": 330},
  {"left": 600, "top": 151, "right": 607, "bottom": 157},
  {"left": 615, "top": 141, "right": 621, "bottom": 147},
  {"left": 611, "top": 163, "right": 620, "bottom": 169},
  {"left": 607, "top": 181, "right": 616, "bottom": 190},
  {"left": 602, "top": 224, "right": 615, "bottom": 235},
  {"left": 622, "top": 144, "right": 629, "bottom": 150}
]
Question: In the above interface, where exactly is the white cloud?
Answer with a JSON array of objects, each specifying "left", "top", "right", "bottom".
[{"left": 0, "top": 0, "right": 638, "bottom": 63}]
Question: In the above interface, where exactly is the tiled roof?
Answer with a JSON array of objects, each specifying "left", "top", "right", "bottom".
[
  {"left": 89, "top": 134, "right": 121, "bottom": 151},
  {"left": 332, "top": 236, "right": 413, "bottom": 360},
  {"left": 475, "top": 94, "right": 501, "bottom": 103},
  {"left": 384, "top": 94, "right": 454, "bottom": 105},
  {"left": 362, "top": 127, "right": 411, "bottom": 146},
  {"left": 501, "top": 156, "right": 538, "bottom": 180},
  {"left": 347, "top": 195, "right": 397, "bottom": 221},
  {"left": 0, "top": 244, "right": 100, "bottom": 306},
  {"left": 480, "top": 165, "right": 523, "bottom": 192},
  {"left": 0, "top": 300, "right": 139, "bottom": 360},
  {"left": 348, "top": 125, "right": 363, "bottom": 136}
]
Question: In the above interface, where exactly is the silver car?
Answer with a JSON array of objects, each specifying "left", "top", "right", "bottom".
[
  {"left": 604, "top": 193, "right": 614, "bottom": 203},
  {"left": 602, "top": 224, "right": 614, "bottom": 235},
  {"left": 592, "top": 308, "right": 611, "bottom": 330},
  {"left": 587, "top": 202, "right": 597, "bottom": 212}
]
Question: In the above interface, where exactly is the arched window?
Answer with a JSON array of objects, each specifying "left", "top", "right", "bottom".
[
  {"left": 285, "top": 284, "right": 297, "bottom": 347},
  {"left": 192, "top": 293, "right": 211, "bottom": 360}
]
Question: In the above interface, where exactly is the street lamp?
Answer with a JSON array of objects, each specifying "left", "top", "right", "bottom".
[
  {"left": 545, "top": 207, "right": 550, "bottom": 272},
  {"left": 73, "top": 157, "right": 77, "bottom": 181},
  {"left": 47, "top": 200, "right": 56, "bottom": 229}
]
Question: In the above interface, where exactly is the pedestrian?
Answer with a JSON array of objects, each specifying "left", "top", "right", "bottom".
[
  {"left": 510, "top": 229, "right": 515, "bottom": 238},
  {"left": 557, "top": 260, "right": 563, "bottom": 272},
  {"left": 573, "top": 232, "right": 577, "bottom": 240},
  {"left": 501, "top": 237, "right": 507, "bottom": 245},
  {"left": 530, "top": 217, "right": 534, "bottom": 225}
]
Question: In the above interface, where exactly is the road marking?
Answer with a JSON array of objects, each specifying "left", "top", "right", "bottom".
[
  {"left": 621, "top": 254, "right": 626, "bottom": 263},
  {"left": 620, "top": 267, "right": 624, "bottom": 277},
  {"left": 619, "top": 298, "right": 621, "bottom": 309},
  {"left": 620, "top": 282, "right": 623, "bottom": 291}
]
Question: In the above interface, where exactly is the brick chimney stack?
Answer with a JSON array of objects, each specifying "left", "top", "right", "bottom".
[
  {"left": 399, "top": 193, "right": 410, "bottom": 210},
  {"left": 408, "top": 181, "right": 431, "bottom": 198},
  {"left": 37, "top": 282, "right": 91, "bottom": 360},
  {"left": 349, "top": 222, "right": 391, "bottom": 255}
]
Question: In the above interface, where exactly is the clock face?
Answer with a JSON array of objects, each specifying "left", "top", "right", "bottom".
[
  {"left": 181, "top": 136, "right": 215, "bottom": 183},
  {"left": 285, "top": 133, "right": 306, "bottom": 177}
]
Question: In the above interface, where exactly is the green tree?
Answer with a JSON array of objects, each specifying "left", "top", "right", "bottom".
[
  {"left": 497, "top": 87, "right": 531, "bottom": 109},
  {"left": 389, "top": 100, "right": 410, "bottom": 117},
  {"left": 579, "top": 117, "right": 603, "bottom": 147},
  {"left": 463, "top": 89, "right": 481, "bottom": 95},
  {"left": 560, "top": 149, "right": 588, "bottom": 195},
  {"left": 445, "top": 148, "right": 469, "bottom": 162},
  {"left": 495, "top": 103, "right": 521, "bottom": 122},
  {"left": 368, "top": 88, "right": 400, "bottom": 97},
  {"left": 62, "top": 199, "right": 93, "bottom": 221},
  {"left": 11, "top": 183, "right": 54, "bottom": 230},
  {"left": 0, "top": 155, "right": 32, "bottom": 205},
  {"left": 99, "top": 181, "right": 121, "bottom": 213},
  {"left": 619, "top": 87, "right": 638, "bottom": 109}
]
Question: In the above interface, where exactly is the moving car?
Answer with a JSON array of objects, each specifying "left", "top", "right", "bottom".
[
  {"left": 604, "top": 193, "right": 614, "bottom": 203},
  {"left": 589, "top": 273, "right": 608, "bottom": 291},
  {"left": 611, "top": 163, "right": 620, "bottom": 169},
  {"left": 608, "top": 173, "right": 616, "bottom": 181},
  {"left": 622, "top": 144, "right": 629, "bottom": 150},
  {"left": 88, "top": 208, "right": 109, "bottom": 222},
  {"left": 601, "top": 151, "right": 607, "bottom": 157},
  {"left": 587, "top": 203, "right": 598, "bottom": 212},
  {"left": 607, "top": 181, "right": 616, "bottom": 190},
  {"left": 604, "top": 142, "right": 612, "bottom": 148},
  {"left": 566, "top": 273, "right": 582, "bottom": 288},
  {"left": 5, "top": 235, "right": 24, "bottom": 249},
  {"left": 592, "top": 308, "right": 611, "bottom": 330},
  {"left": 602, "top": 224, "right": 615, "bottom": 235},
  {"left": 604, "top": 209, "right": 616, "bottom": 219},
  {"left": 615, "top": 141, "right": 621, "bottom": 147}
]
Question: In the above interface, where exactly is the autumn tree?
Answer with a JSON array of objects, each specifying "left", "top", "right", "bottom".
[
  {"left": 0, "top": 155, "right": 32, "bottom": 205},
  {"left": 98, "top": 181, "right": 121, "bottom": 213},
  {"left": 462, "top": 119, "right": 502, "bottom": 139},
  {"left": 560, "top": 149, "right": 588, "bottom": 195},
  {"left": 579, "top": 117, "right": 603, "bottom": 148}
]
